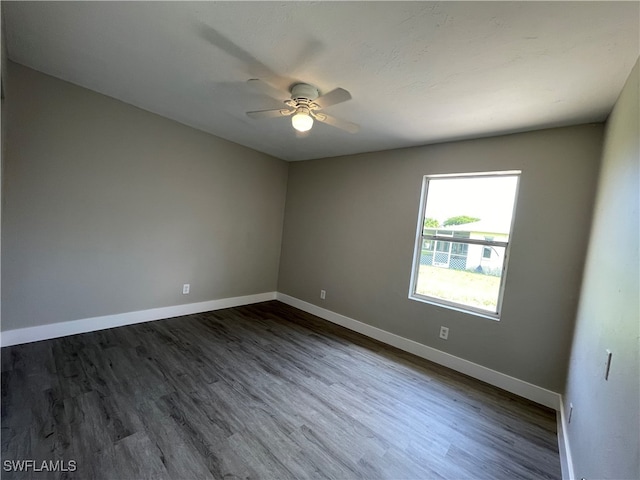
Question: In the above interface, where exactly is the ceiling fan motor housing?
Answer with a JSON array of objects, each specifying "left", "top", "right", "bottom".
[{"left": 291, "top": 83, "right": 319, "bottom": 102}]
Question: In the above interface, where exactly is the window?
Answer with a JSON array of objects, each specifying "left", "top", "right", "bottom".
[{"left": 409, "top": 171, "right": 520, "bottom": 319}]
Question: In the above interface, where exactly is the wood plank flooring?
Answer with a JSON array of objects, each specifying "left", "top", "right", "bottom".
[{"left": 1, "top": 301, "right": 561, "bottom": 479}]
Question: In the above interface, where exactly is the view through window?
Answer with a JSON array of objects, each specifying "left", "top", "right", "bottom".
[{"left": 409, "top": 172, "right": 520, "bottom": 318}]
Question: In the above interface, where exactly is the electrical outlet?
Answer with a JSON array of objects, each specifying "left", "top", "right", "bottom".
[
  {"left": 320, "top": 289, "right": 326, "bottom": 300},
  {"left": 439, "top": 326, "right": 449, "bottom": 340},
  {"left": 182, "top": 283, "right": 190, "bottom": 295}
]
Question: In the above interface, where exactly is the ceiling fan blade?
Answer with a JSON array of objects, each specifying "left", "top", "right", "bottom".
[
  {"left": 289, "top": 39, "right": 325, "bottom": 76},
  {"left": 246, "top": 108, "right": 294, "bottom": 119},
  {"left": 247, "top": 79, "right": 287, "bottom": 101},
  {"left": 314, "top": 88, "right": 352, "bottom": 109},
  {"left": 313, "top": 112, "right": 359, "bottom": 134},
  {"left": 199, "top": 24, "right": 276, "bottom": 79}
]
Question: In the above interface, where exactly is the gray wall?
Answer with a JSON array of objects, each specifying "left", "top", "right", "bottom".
[
  {"left": 278, "top": 124, "right": 603, "bottom": 392},
  {"left": 2, "top": 62, "right": 288, "bottom": 330},
  {"left": 564, "top": 60, "right": 639, "bottom": 479}
]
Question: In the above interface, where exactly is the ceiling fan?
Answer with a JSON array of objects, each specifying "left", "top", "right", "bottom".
[{"left": 246, "top": 80, "right": 359, "bottom": 134}]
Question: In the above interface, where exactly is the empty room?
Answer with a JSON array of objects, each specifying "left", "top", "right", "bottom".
[{"left": 1, "top": 2, "right": 638, "bottom": 479}]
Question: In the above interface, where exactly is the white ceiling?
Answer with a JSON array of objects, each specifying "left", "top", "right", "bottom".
[{"left": 3, "top": 2, "right": 639, "bottom": 161}]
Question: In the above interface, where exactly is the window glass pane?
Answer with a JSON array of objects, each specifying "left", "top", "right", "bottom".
[
  {"left": 410, "top": 172, "right": 520, "bottom": 317},
  {"left": 435, "top": 241, "right": 450, "bottom": 253},
  {"left": 423, "top": 176, "right": 518, "bottom": 241},
  {"left": 415, "top": 243, "right": 507, "bottom": 313},
  {"left": 451, "top": 242, "right": 468, "bottom": 255}
]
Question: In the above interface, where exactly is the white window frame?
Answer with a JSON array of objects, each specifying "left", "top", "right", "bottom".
[{"left": 408, "top": 171, "right": 521, "bottom": 320}]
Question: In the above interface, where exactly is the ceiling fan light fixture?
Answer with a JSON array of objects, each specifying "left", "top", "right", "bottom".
[
  {"left": 246, "top": 80, "right": 358, "bottom": 135},
  {"left": 291, "top": 107, "right": 313, "bottom": 132}
]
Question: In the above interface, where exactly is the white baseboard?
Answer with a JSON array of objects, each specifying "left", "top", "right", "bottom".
[
  {"left": 276, "top": 293, "right": 562, "bottom": 411},
  {"left": 0, "top": 292, "right": 277, "bottom": 347},
  {"left": 3, "top": 290, "right": 569, "bottom": 470},
  {"left": 557, "top": 398, "right": 575, "bottom": 480},
  {"left": 1, "top": 290, "right": 561, "bottom": 411}
]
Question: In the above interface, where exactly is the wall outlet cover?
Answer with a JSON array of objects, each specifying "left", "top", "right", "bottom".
[{"left": 439, "top": 326, "right": 449, "bottom": 340}]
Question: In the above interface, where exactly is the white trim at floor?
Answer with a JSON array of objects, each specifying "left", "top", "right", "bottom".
[
  {"left": 276, "top": 292, "right": 562, "bottom": 411},
  {"left": 2, "top": 291, "right": 570, "bottom": 474},
  {"left": 1, "top": 290, "right": 562, "bottom": 412},
  {"left": 557, "top": 398, "right": 576, "bottom": 480},
  {"left": 0, "top": 292, "right": 277, "bottom": 347}
]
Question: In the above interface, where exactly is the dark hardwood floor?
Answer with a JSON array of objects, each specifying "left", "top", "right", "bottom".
[{"left": 1, "top": 301, "right": 561, "bottom": 479}]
